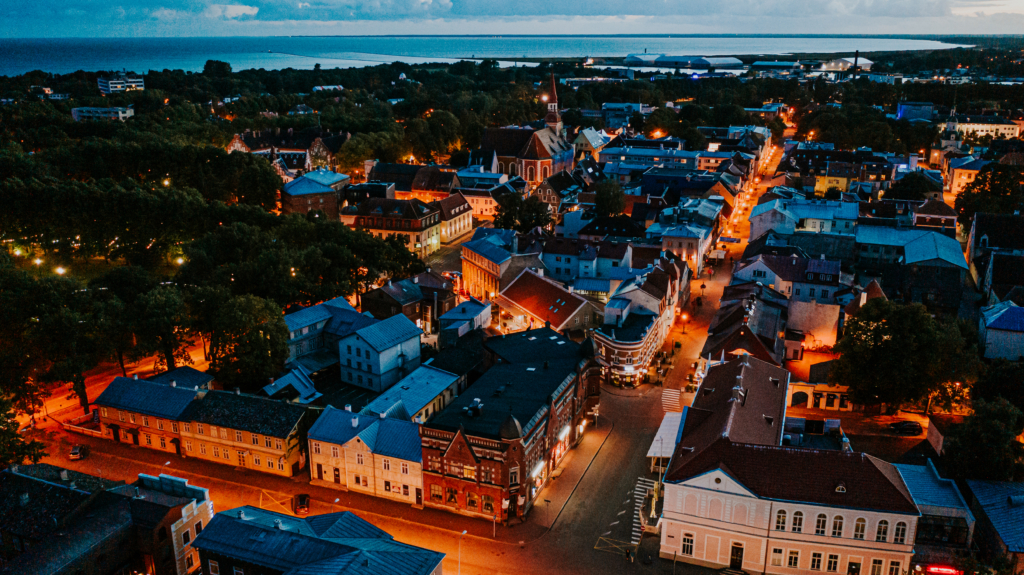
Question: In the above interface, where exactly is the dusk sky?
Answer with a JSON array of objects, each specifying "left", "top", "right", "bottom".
[{"left": 3, "top": 0, "right": 1024, "bottom": 37}]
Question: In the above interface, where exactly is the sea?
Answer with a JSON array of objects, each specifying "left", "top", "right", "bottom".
[{"left": 0, "top": 36, "right": 970, "bottom": 77}]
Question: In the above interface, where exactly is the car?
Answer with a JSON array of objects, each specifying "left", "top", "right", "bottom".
[
  {"left": 293, "top": 493, "right": 311, "bottom": 515},
  {"left": 68, "top": 445, "right": 87, "bottom": 460},
  {"left": 888, "top": 421, "right": 923, "bottom": 436}
]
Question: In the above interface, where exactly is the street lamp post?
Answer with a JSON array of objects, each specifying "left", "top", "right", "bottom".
[
  {"left": 681, "top": 314, "right": 688, "bottom": 334},
  {"left": 458, "top": 530, "right": 467, "bottom": 575}
]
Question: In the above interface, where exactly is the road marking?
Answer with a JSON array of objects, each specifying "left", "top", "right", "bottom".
[
  {"left": 602, "top": 531, "right": 612, "bottom": 536},
  {"left": 618, "top": 510, "right": 626, "bottom": 515},
  {"left": 609, "top": 521, "right": 619, "bottom": 526}
]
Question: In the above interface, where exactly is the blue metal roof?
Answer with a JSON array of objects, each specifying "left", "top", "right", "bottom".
[
  {"left": 462, "top": 238, "right": 511, "bottom": 265},
  {"left": 283, "top": 177, "right": 333, "bottom": 197},
  {"left": 308, "top": 406, "right": 422, "bottom": 463},
  {"left": 264, "top": 364, "right": 322, "bottom": 404},
  {"left": 94, "top": 377, "right": 197, "bottom": 420},
  {"left": 894, "top": 463, "right": 974, "bottom": 520},
  {"left": 439, "top": 299, "right": 488, "bottom": 321},
  {"left": 966, "top": 480, "right": 1024, "bottom": 553},
  {"left": 308, "top": 406, "right": 378, "bottom": 445},
  {"left": 987, "top": 305, "right": 1024, "bottom": 332},
  {"left": 354, "top": 314, "right": 422, "bottom": 352},
  {"left": 303, "top": 169, "right": 350, "bottom": 187},
  {"left": 147, "top": 366, "right": 213, "bottom": 389},
  {"left": 285, "top": 305, "right": 334, "bottom": 331},
  {"left": 361, "top": 365, "right": 458, "bottom": 418}
]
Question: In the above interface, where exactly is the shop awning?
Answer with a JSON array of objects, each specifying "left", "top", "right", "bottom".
[{"left": 647, "top": 411, "right": 685, "bottom": 459}]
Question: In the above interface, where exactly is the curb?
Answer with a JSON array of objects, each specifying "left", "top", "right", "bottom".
[{"left": 539, "top": 420, "right": 617, "bottom": 536}]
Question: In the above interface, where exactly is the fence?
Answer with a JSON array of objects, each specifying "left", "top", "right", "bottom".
[{"left": 61, "top": 409, "right": 106, "bottom": 438}]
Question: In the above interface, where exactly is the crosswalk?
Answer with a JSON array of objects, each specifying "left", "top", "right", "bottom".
[
  {"left": 632, "top": 477, "right": 657, "bottom": 545},
  {"left": 662, "top": 389, "right": 682, "bottom": 412}
]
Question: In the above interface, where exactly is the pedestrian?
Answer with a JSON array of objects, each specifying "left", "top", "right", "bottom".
[{"left": 625, "top": 549, "right": 632, "bottom": 562}]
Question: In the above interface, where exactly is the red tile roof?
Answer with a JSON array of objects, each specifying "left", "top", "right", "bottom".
[{"left": 496, "top": 269, "right": 589, "bottom": 332}]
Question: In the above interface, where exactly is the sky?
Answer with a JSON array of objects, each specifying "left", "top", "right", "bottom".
[{"left": 4, "top": 0, "right": 1024, "bottom": 36}]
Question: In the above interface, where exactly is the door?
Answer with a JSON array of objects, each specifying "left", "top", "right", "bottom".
[
  {"left": 333, "top": 467, "right": 341, "bottom": 484},
  {"left": 416, "top": 488, "right": 422, "bottom": 506},
  {"left": 730, "top": 544, "right": 744, "bottom": 570},
  {"left": 238, "top": 453, "right": 246, "bottom": 468},
  {"left": 849, "top": 562, "right": 861, "bottom": 575},
  {"left": 317, "top": 463, "right": 323, "bottom": 480}
]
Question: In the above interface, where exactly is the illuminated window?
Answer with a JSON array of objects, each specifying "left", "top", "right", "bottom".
[
  {"left": 776, "top": 510, "right": 787, "bottom": 531},
  {"left": 792, "top": 511, "right": 803, "bottom": 533},
  {"left": 894, "top": 522, "right": 907, "bottom": 544},
  {"left": 876, "top": 520, "right": 889, "bottom": 542}
]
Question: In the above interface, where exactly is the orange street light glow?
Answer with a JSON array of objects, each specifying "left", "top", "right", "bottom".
[{"left": 55, "top": 267, "right": 66, "bottom": 275}]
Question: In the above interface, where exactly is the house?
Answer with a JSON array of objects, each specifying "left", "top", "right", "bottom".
[
  {"left": 457, "top": 165, "right": 507, "bottom": 188},
  {"left": 434, "top": 192, "right": 474, "bottom": 243},
  {"left": 455, "top": 186, "right": 503, "bottom": 221},
  {"left": 578, "top": 215, "right": 647, "bottom": 242},
  {"left": 226, "top": 128, "right": 349, "bottom": 175},
  {"left": 361, "top": 364, "right": 463, "bottom": 423},
  {"left": 337, "top": 314, "right": 423, "bottom": 392},
  {"left": 750, "top": 199, "right": 859, "bottom": 239},
  {"left": 71, "top": 107, "right": 134, "bottom": 121},
  {"left": 340, "top": 197, "right": 442, "bottom": 258},
  {"left": 280, "top": 168, "right": 350, "bottom": 220},
  {"left": 262, "top": 364, "right": 322, "bottom": 404},
  {"left": 284, "top": 296, "right": 375, "bottom": 374},
  {"left": 342, "top": 182, "right": 396, "bottom": 207},
  {"left": 179, "top": 390, "right": 309, "bottom": 477},
  {"left": 148, "top": 366, "right": 214, "bottom": 390},
  {"left": 982, "top": 253, "right": 1024, "bottom": 306},
  {"left": 191, "top": 507, "right": 444, "bottom": 575},
  {"left": 0, "top": 465, "right": 212, "bottom": 575},
  {"left": 926, "top": 414, "right": 964, "bottom": 456},
  {"left": 494, "top": 268, "right": 603, "bottom": 335},
  {"left": 573, "top": 127, "right": 612, "bottom": 160},
  {"left": 894, "top": 461, "right": 975, "bottom": 569},
  {"left": 95, "top": 376, "right": 198, "bottom": 455},
  {"left": 968, "top": 212, "right": 1024, "bottom": 271},
  {"left": 98, "top": 72, "right": 145, "bottom": 94},
  {"left": 658, "top": 355, "right": 921, "bottom": 575},
  {"left": 979, "top": 301, "right": 1024, "bottom": 360},
  {"left": 307, "top": 406, "right": 424, "bottom": 506},
  {"left": 361, "top": 270, "right": 457, "bottom": 334},
  {"left": 733, "top": 254, "right": 844, "bottom": 304},
  {"left": 478, "top": 76, "right": 573, "bottom": 185},
  {"left": 420, "top": 328, "right": 600, "bottom": 521},
  {"left": 912, "top": 199, "right": 958, "bottom": 232},
  {"left": 461, "top": 228, "right": 545, "bottom": 300},
  {"left": 948, "top": 115, "right": 1021, "bottom": 140},
  {"left": 438, "top": 298, "right": 492, "bottom": 349},
  {"left": 949, "top": 158, "right": 991, "bottom": 198},
  {"left": 700, "top": 291, "right": 790, "bottom": 366},
  {"left": 964, "top": 481, "right": 1024, "bottom": 574},
  {"left": 534, "top": 170, "right": 584, "bottom": 212}
]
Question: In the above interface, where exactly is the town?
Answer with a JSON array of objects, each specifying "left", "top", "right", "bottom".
[{"left": 2, "top": 49, "right": 1024, "bottom": 575}]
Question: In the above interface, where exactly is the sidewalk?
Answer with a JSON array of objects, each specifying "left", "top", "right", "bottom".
[{"left": 528, "top": 420, "right": 613, "bottom": 528}]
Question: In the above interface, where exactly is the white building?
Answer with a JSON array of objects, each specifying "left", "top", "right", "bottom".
[
  {"left": 659, "top": 356, "right": 920, "bottom": 575},
  {"left": 948, "top": 116, "right": 1021, "bottom": 140},
  {"left": 71, "top": 107, "right": 135, "bottom": 121},
  {"left": 308, "top": 406, "right": 424, "bottom": 506},
  {"left": 749, "top": 199, "right": 859, "bottom": 239},
  {"left": 338, "top": 314, "right": 422, "bottom": 392},
  {"left": 98, "top": 73, "right": 145, "bottom": 94}
]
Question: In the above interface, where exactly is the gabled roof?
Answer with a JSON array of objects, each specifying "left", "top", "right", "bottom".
[
  {"left": 183, "top": 391, "right": 307, "bottom": 438},
  {"left": 360, "top": 365, "right": 459, "bottom": 419},
  {"left": 264, "top": 364, "right": 322, "bottom": 404},
  {"left": 148, "top": 366, "right": 214, "bottom": 389},
  {"left": 894, "top": 462, "right": 974, "bottom": 519},
  {"left": 982, "top": 301, "right": 1024, "bottom": 332},
  {"left": 283, "top": 177, "right": 334, "bottom": 197},
  {"left": 914, "top": 199, "right": 957, "bottom": 218},
  {"left": 974, "top": 213, "right": 1024, "bottom": 252},
  {"left": 303, "top": 169, "right": 350, "bottom": 187},
  {"left": 285, "top": 304, "right": 335, "bottom": 332},
  {"left": 496, "top": 269, "right": 591, "bottom": 332},
  {"left": 434, "top": 192, "right": 471, "bottom": 221},
  {"left": 856, "top": 227, "right": 968, "bottom": 269},
  {"left": 352, "top": 314, "right": 422, "bottom": 352},
  {"left": 479, "top": 127, "right": 538, "bottom": 157},
  {"left": 966, "top": 480, "right": 1024, "bottom": 552},
  {"left": 94, "top": 377, "right": 198, "bottom": 420}
]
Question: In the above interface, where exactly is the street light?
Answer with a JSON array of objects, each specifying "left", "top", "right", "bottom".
[
  {"left": 458, "top": 530, "right": 467, "bottom": 575},
  {"left": 681, "top": 313, "right": 689, "bottom": 334},
  {"left": 55, "top": 267, "right": 66, "bottom": 275}
]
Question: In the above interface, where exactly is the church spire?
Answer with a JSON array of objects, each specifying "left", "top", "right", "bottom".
[{"left": 544, "top": 73, "right": 562, "bottom": 133}]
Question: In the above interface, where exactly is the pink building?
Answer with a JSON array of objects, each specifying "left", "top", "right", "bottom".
[{"left": 659, "top": 356, "right": 919, "bottom": 575}]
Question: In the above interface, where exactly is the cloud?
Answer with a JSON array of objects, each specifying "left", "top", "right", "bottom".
[{"left": 204, "top": 4, "right": 260, "bottom": 18}]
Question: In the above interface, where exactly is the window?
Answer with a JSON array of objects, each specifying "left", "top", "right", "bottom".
[
  {"left": 467, "top": 491, "right": 479, "bottom": 509},
  {"left": 200, "top": 443, "right": 207, "bottom": 455},
  {"left": 142, "top": 416, "right": 149, "bottom": 427},
  {"left": 401, "top": 462, "right": 409, "bottom": 474},
  {"left": 145, "top": 434, "right": 152, "bottom": 446},
  {"left": 482, "top": 495, "right": 494, "bottom": 513},
  {"left": 331, "top": 446, "right": 339, "bottom": 458},
  {"left": 313, "top": 442, "right": 321, "bottom": 455},
  {"left": 185, "top": 440, "right": 193, "bottom": 452},
  {"left": 196, "top": 423, "right": 204, "bottom": 435},
  {"left": 383, "top": 458, "right": 391, "bottom": 471},
  {"left": 789, "top": 551, "right": 800, "bottom": 568},
  {"left": 101, "top": 407, "right": 108, "bottom": 418},
  {"left": 772, "top": 548, "right": 784, "bottom": 567},
  {"left": 403, "top": 484, "right": 409, "bottom": 496},
  {"left": 275, "top": 439, "right": 283, "bottom": 450},
  {"left": 776, "top": 510, "right": 787, "bottom": 531},
  {"left": 184, "top": 423, "right": 191, "bottom": 433},
  {"left": 809, "top": 288, "right": 816, "bottom": 297},
  {"left": 446, "top": 487, "right": 458, "bottom": 504},
  {"left": 118, "top": 410, "right": 125, "bottom": 422},
  {"left": 854, "top": 518, "right": 866, "bottom": 540},
  {"left": 265, "top": 437, "right": 272, "bottom": 447},
  {"left": 832, "top": 516, "right": 844, "bottom": 537},
  {"left": 681, "top": 534, "right": 694, "bottom": 556},
  {"left": 792, "top": 511, "right": 803, "bottom": 533},
  {"left": 253, "top": 455, "right": 260, "bottom": 466},
  {"left": 159, "top": 436, "right": 166, "bottom": 449},
  {"left": 876, "top": 520, "right": 889, "bottom": 542},
  {"left": 815, "top": 514, "right": 828, "bottom": 535},
  {"left": 277, "top": 459, "right": 284, "bottom": 470},
  {"left": 235, "top": 430, "right": 242, "bottom": 442},
  {"left": 356, "top": 453, "right": 364, "bottom": 465},
  {"left": 195, "top": 520, "right": 203, "bottom": 534},
  {"left": 463, "top": 466, "right": 476, "bottom": 480},
  {"left": 888, "top": 562, "right": 901, "bottom": 575},
  {"left": 431, "top": 485, "right": 443, "bottom": 502},
  {"left": 871, "top": 560, "right": 884, "bottom": 575},
  {"left": 157, "top": 420, "right": 163, "bottom": 430},
  {"left": 811, "top": 553, "right": 823, "bottom": 571},
  {"left": 130, "top": 413, "right": 137, "bottom": 424},
  {"left": 267, "top": 458, "right": 273, "bottom": 469},
  {"left": 209, "top": 561, "right": 220, "bottom": 575},
  {"left": 510, "top": 468, "right": 519, "bottom": 485},
  {"left": 893, "top": 522, "right": 907, "bottom": 544},
  {"left": 186, "top": 553, "right": 194, "bottom": 570},
  {"left": 213, "top": 446, "right": 220, "bottom": 458},
  {"left": 384, "top": 480, "right": 391, "bottom": 492},
  {"left": 171, "top": 422, "right": 178, "bottom": 433},
  {"left": 827, "top": 555, "right": 839, "bottom": 572},
  {"left": 182, "top": 530, "right": 191, "bottom": 545},
  {"left": 821, "top": 290, "right": 829, "bottom": 299}
]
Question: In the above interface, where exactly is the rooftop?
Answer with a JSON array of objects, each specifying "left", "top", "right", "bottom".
[
  {"left": 966, "top": 480, "right": 1024, "bottom": 552},
  {"left": 495, "top": 270, "right": 591, "bottom": 332},
  {"left": 94, "top": 376, "right": 198, "bottom": 420},
  {"left": 309, "top": 406, "right": 423, "bottom": 463},
  {"left": 353, "top": 314, "right": 422, "bottom": 352},
  {"left": 183, "top": 391, "right": 307, "bottom": 438},
  {"left": 360, "top": 364, "right": 459, "bottom": 419}
]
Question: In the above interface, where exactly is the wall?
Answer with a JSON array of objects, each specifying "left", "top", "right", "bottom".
[{"left": 787, "top": 301, "right": 841, "bottom": 347}]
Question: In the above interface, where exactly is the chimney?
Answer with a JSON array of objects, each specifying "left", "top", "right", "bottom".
[
  {"left": 379, "top": 412, "right": 386, "bottom": 419},
  {"left": 351, "top": 416, "right": 359, "bottom": 428},
  {"left": 545, "top": 320, "right": 551, "bottom": 329},
  {"left": 133, "top": 374, "right": 138, "bottom": 380},
  {"left": 235, "top": 387, "right": 241, "bottom": 395},
  {"left": 60, "top": 470, "right": 69, "bottom": 481},
  {"left": 19, "top": 493, "right": 30, "bottom": 506},
  {"left": 170, "top": 380, "right": 176, "bottom": 387},
  {"left": 731, "top": 384, "right": 745, "bottom": 401},
  {"left": 413, "top": 276, "right": 419, "bottom": 284},
  {"left": 238, "top": 509, "right": 247, "bottom": 520},
  {"left": 274, "top": 519, "right": 284, "bottom": 529},
  {"left": 345, "top": 404, "right": 352, "bottom": 412}
]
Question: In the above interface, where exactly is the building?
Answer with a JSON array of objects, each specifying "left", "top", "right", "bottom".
[
  {"left": 226, "top": 128, "right": 349, "bottom": 176},
  {"left": 341, "top": 198, "right": 442, "bottom": 259},
  {"left": 534, "top": 170, "right": 584, "bottom": 213},
  {"left": 968, "top": 212, "right": 1024, "bottom": 270},
  {"left": 894, "top": 462, "right": 975, "bottom": 570},
  {"left": 733, "top": 255, "right": 843, "bottom": 304},
  {"left": 420, "top": 328, "right": 600, "bottom": 521},
  {"left": 700, "top": 291, "right": 791, "bottom": 366},
  {"left": 948, "top": 116, "right": 1021, "bottom": 140},
  {"left": 367, "top": 162, "right": 460, "bottom": 203},
  {"left": 361, "top": 270, "right": 457, "bottom": 334},
  {"left": 461, "top": 229, "right": 545, "bottom": 300},
  {"left": 437, "top": 297, "right": 491, "bottom": 348},
  {"left": 658, "top": 356, "right": 921, "bottom": 575},
  {"left": 965, "top": 480, "right": 1024, "bottom": 574},
  {"left": 283, "top": 296, "right": 375, "bottom": 375},
  {"left": 337, "top": 313, "right": 423, "bottom": 392},
  {"left": 0, "top": 465, "right": 212, "bottom": 575},
  {"left": 71, "top": 106, "right": 134, "bottom": 121},
  {"left": 98, "top": 72, "right": 145, "bottom": 94},
  {"left": 308, "top": 405, "right": 424, "bottom": 506},
  {"left": 178, "top": 390, "right": 309, "bottom": 477},
  {"left": 494, "top": 268, "right": 603, "bottom": 335},
  {"left": 750, "top": 199, "right": 859, "bottom": 239},
  {"left": 280, "top": 168, "right": 350, "bottom": 219},
  {"left": 574, "top": 127, "right": 612, "bottom": 160},
  {"left": 896, "top": 102, "right": 934, "bottom": 122},
  {"left": 95, "top": 376, "right": 198, "bottom": 455},
  {"left": 361, "top": 363, "right": 463, "bottom": 423},
  {"left": 979, "top": 301, "right": 1024, "bottom": 360},
  {"left": 949, "top": 159, "right": 991, "bottom": 198},
  {"left": 191, "top": 507, "right": 444, "bottom": 575},
  {"left": 435, "top": 192, "right": 474, "bottom": 243}
]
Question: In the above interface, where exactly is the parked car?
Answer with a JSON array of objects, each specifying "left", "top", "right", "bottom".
[
  {"left": 293, "top": 493, "right": 311, "bottom": 515},
  {"left": 888, "top": 421, "right": 923, "bottom": 436},
  {"left": 68, "top": 445, "right": 87, "bottom": 460}
]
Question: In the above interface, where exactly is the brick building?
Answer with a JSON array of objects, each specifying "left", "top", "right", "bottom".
[{"left": 341, "top": 198, "right": 442, "bottom": 259}]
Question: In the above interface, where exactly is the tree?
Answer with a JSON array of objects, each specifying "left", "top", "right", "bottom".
[
  {"left": 203, "top": 60, "right": 232, "bottom": 77},
  {"left": 208, "top": 295, "right": 290, "bottom": 390},
  {"left": 594, "top": 179, "right": 626, "bottom": 217},
  {"left": 973, "top": 359, "right": 1024, "bottom": 412},
  {"left": 493, "top": 192, "right": 552, "bottom": 233},
  {"left": 0, "top": 395, "right": 45, "bottom": 468},
  {"left": 943, "top": 398, "right": 1024, "bottom": 481},
  {"left": 954, "top": 163, "right": 1024, "bottom": 221},
  {"left": 885, "top": 172, "right": 938, "bottom": 201},
  {"left": 135, "top": 286, "right": 194, "bottom": 371},
  {"left": 829, "top": 299, "right": 973, "bottom": 410},
  {"left": 823, "top": 186, "right": 844, "bottom": 200}
]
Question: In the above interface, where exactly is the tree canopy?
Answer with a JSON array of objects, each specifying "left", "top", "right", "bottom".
[
  {"left": 944, "top": 398, "right": 1024, "bottom": 481},
  {"left": 954, "top": 164, "right": 1024, "bottom": 221}
]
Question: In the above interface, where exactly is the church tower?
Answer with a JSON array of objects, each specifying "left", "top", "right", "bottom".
[{"left": 544, "top": 74, "right": 562, "bottom": 134}]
